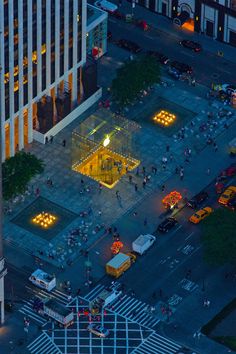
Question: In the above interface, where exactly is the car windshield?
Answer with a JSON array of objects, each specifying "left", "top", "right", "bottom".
[{"left": 194, "top": 214, "right": 200, "bottom": 218}]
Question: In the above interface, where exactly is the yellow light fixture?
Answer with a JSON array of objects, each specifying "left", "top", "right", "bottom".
[
  {"left": 153, "top": 110, "right": 176, "bottom": 127},
  {"left": 103, "top": 135, "right": 110, "bottom": 147},
  {"left": 32, "top": 212, "right": 57, "bottom": 229}
]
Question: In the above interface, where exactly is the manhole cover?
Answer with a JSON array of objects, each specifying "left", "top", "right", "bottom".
[{"left": 211, "top": 73, "right": 220, "bottom": 79}]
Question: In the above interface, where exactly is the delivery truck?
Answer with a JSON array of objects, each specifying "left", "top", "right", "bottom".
[
  {"left": 106, "top": 253, "right": 131, "bottom": 278},
  {"left": 132, "top": 234, "right": 156, "bottom": 255},
  {"left": 29, "top": 269, "right": 56, "bottom": 291},
  {"left": 33, "top": 298, "right": 74, "bottom": 327}
]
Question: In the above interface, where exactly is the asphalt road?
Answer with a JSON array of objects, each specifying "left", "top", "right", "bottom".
[
  {"left": 107, "top": 17, "right": 236, "bottom": 87},
  {"left": 90, "top": 170, "right": 236, "bottom": 303}
]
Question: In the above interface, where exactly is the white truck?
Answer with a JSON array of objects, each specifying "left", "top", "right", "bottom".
[
  {"left": 33, "top": 298, "right": 74, "bottom": 327},
  {"left": 29, "top": 269, "right": 56, "bottom": 292},
  {"left": 132, "top": 234, "right": 156, "bottom": 255}
]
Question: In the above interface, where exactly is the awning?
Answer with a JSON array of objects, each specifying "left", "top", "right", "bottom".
[{"left": 173, "top": 11, "right": 190, "bottom": 26}]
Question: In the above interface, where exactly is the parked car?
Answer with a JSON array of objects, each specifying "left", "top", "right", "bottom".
[
  {"left": 218, "top": 186, "right": 236, "bottom": 205},
  {"left": 227, "top": 194, "right": 236, "bottom": 210},
  {"left": 170, "top": 61, "right": 193, "bottom": 74},
  {"left": 180, "top": 40, "right": 202, "bottom": 52},
  {"left": 146, "top": 50, "right": 170, "bottom": 65},
  {"left": 189, "top": 207, "right": 213, "bottom": 224},
  {"left": 87, "top": 324, "right": 110, "bottom": 338},
  {"left": 117, "top": 39, "right": 142, "bottom": 53},
  {"left": 219, "top": 164, "right": 236, "bottom": 178},
  {"left": 187, "top": 191, "right": 209, "bottom": 209},
  {"left": 167, "top": 66, "right": 181, "bottom": 79},
  {"left": 94, "top": 0, "right": 118, "bottom": 13},
  {"left": 157, "top": 217, "right": 178, "bottom": 233}
]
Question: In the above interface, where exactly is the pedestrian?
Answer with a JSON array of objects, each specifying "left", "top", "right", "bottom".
[
  {"left": 153, "top": 167, "right": 157, "bottom": 175},
  {"left": 161, "top": 185, "right": 165, "bottom": 192},
  {"left": 81, "top": 179, "right": 84, "bottom": 185},
  {"left": 50, "top": 135, "right": 53, "bottom": 143},
  {"left": 129, "top": 175, "right": 132, "bottom": 183},
  {"left": 207, "top": 168, "right": 210, "bottom": 175},
  {"left": 144, "top": 217, "right": 147, "bottom": 226},
  {"left": 142, "top": 180, "right": 146, "bottom": 188},
  {"left": 98, "top": 210, "right": 102, "bottom": 216},
  {"left": 134, "top": 183, "right": 138, "bottom": 192},
  {"left": 133, "top": 211, "right": 138, "bottom": 217},
  {"left": 170, "top": 154, "right": 173, "bottom": 162},
  {"left": 45, "top": 136, "right": 48, "bottom": 144},
  {"left": 116, "top": 190, "right": 120, "bottom": 198},
  {"left": 142, "top": 166, "right": 146, "bottom": 176},
  {"left": 175, "top": 166, "right": 179, "bottom": 174},
  {"left": 214, "top": 144, "right": 218, "bottom": 152},
  {"left": 136, "top": 167, "right": 139, "bottom": 176},
  {"left": 166, "top": 145, "right": 170, "bottom": 152},
  {"left": 62, "top": 139, "right": 66, "bottom": 147},
  {"left": 180, "top": 171, "right": 184, "bottom": 181},
  {"left": 99, "top": 183, "right": 102, "bottom": 193}
]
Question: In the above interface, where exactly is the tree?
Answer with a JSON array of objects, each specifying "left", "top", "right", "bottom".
[
  {"left": 2, "top": 151, "right": 44, "bottom": 200},
  {"left": 201, "top": 208, "right": 236, "bottom": 266},
  {"left": 111, "top": 54, "right": 160, "bottom": 107}
]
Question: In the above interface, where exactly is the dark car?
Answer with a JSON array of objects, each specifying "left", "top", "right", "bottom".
[
  {"left": 187, "top": 191, "right": 209, "bottom": 209},
  {"left": 117, "top": 39, "right": 142, "bottom": 53},
  {"left": 171, "top": 61, "right": 193, "bottom": 74},
  {"left": 180, "top": 40, "right": 202, "bottom": 52},
  {"left": 167, "top": 66, "right": 181, "bottom": 79},
  {"left": 227, "top": 194, "right": 236, "bottom": 210},
  {"left": 157, "top": 217, "right": 178, "bottom": 233},
  {"left": 146, "top": 50, "right": 170, "bottom": 65}
]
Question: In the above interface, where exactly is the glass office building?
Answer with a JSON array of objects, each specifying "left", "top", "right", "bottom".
[{"left": 0, "top": 0, "right": 101, "bottom": 160}]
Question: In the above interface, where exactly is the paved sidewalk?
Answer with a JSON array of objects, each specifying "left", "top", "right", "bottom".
[{"left": 109, "top": 0, "right": 236, "bottom": 63}]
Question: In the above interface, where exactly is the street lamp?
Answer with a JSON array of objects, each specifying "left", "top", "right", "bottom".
[{"left": 0, "top": 29, "right": 7, "bottom": 324}]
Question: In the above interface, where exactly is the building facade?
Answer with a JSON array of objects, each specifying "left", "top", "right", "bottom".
[
  {"left": 134, "top": 0, "right": 236, "bottom": 46},
  {"left": 0, "top": 0, "right": 102, "bottom": 161}
]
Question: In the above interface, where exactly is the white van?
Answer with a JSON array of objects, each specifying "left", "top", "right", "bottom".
[
  {"left": 94, "top": 0, "right": 118, "bottom": 13},
  {"left": 29, "top": 269, "right": 56, "bottom": 292}
]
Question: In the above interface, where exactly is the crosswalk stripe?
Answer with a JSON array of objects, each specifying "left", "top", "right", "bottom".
[
  {"left": 28, "top": 332, "right": 62, "bottom": 354},
  {"left": 18, "top": 308, "right": 45, "bottom": 325},
  {"left": 131, "top": 332, "right": 182, "bottom": 354},
  {"left": 83, "top": 284, "right": 105, "bottom": 301}
]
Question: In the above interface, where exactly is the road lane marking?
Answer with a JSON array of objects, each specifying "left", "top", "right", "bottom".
[{"left": 185, "top": 232, "right": 194, "bottom": 240}]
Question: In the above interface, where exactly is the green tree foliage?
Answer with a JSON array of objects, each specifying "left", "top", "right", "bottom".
[
  {"left": 111, "top": 54, "right": 160, "bottom": 106},
  {"left": 2, "top": 151, "right": 44, "bottom": 200},
  {"left": 201, "top": 208, "right": 236, "bottom": 266}
]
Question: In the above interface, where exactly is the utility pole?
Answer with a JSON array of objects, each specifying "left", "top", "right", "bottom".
[{"left": 0, "top": 28, "right": 7, "bottom": 324}]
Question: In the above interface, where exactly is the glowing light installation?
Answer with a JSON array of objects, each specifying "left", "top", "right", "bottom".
[
  {"left": 32, "top": 212, "right": 57, "bottom": 228},
  {"left": 153, "top": 110, "right": 176, "bottom": 126}
]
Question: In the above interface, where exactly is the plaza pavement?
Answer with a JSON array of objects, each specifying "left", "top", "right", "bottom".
[{"left": 3, "top": 76, "right": 235, "bottom": 271}]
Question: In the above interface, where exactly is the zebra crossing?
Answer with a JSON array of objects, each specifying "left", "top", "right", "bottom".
[
  {"left": 19, "top": 287, "right": 69, "bottom": 325},
  {"left": 131, "top": 332, "right": 182, "bottom": 354},
  {"left": 27, "top": 331, "right": 62, "bottom": 354},
  {"left": 84, "top": 283, "right": 160, "bottom": 329}
]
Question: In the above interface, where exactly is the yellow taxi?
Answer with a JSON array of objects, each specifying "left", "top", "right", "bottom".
[
  {"left": 189, "top": 207, "right": 213, "bottom": 224},
  {"left": 218, "top": 186, "right": 236, "bottom": 205}
]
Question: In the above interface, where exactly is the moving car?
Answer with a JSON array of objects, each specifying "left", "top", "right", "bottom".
[
  {"left": 218, "top": 186, "right": 236, "bottom": 205},
  {"left": 180, "top": 40, "right": 202, "bottom": 52},
  {"left": 227, "top": 195, "right": 236, "bottom": 210},
  {"left": 170, "top": 61, "right": 193, "bottom": 74},
  {"left": 157, "top": 217, "right": 178, "bottom": 233},
  {"left": 94, "top": 0, "right": 118, "bottom": 13},
  {"left": 132, "top": 234, "right": 156, "bottom": 255},
  {"left": 189, "top": 207, "right": 213, "bottom": 224},
  {"left": 87, "top": 324, "right": 110, "bottom": 338},
  {"left": 117, "top": 39, "right": 142, "bottom": 53},
  {"left": 167, "top": 66, "right": 181, "bottom": 79},
  {"left": 146, "top": 50, "right": 170, "bottom": 65},
  {"left": 187, "top": 191, "right": 209, "bottom": 209}
]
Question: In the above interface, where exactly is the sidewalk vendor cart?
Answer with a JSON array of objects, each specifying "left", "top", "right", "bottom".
[{"left": 162, "top": 191, "right": 182, "bottom": 210}]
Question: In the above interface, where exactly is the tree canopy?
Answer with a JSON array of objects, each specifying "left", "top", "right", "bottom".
[
  {"left": 111, "top": 54, "right": 160, "bottom": 107},
  {"left": 2, "top": 151, "right": 44, "bottom": 200},
  {"left": 201, "top": 208, "right": 236, "bottom": 266}
]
